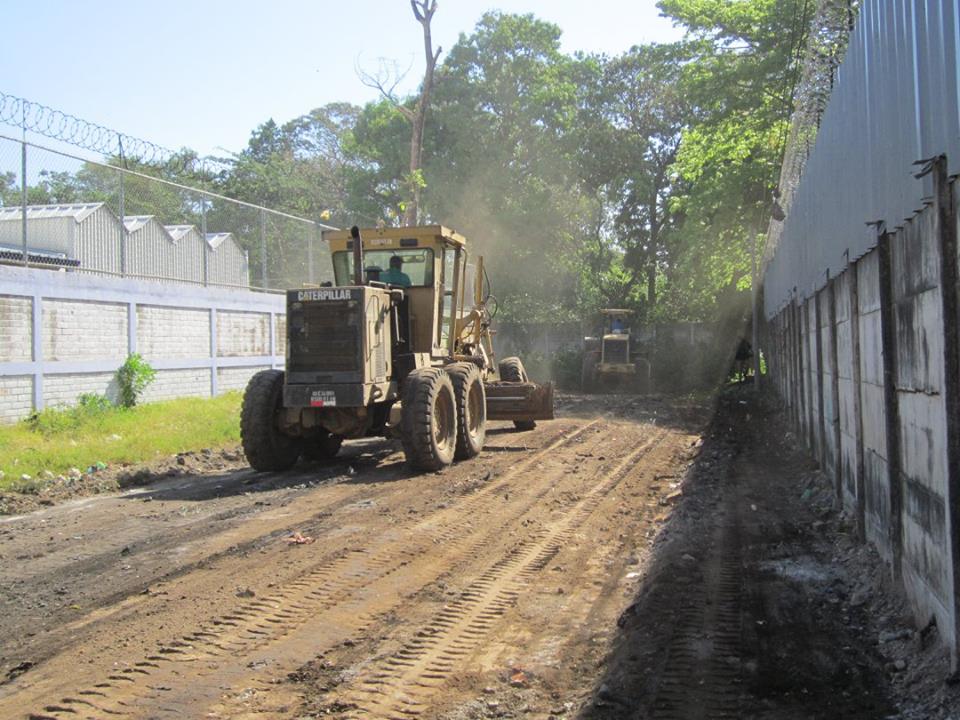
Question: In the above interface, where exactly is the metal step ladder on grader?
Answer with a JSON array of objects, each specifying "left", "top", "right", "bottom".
[{"left": 241, "top": 225, "right": 554, "bottom": 472}]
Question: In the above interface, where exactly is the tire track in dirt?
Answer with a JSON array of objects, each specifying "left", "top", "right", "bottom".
[
  {"left": 650, "top": 511, "right": 744, "bottom": 720},
  {"left": 14, "top": 419, "right": 608, "bottom": 720},
  {"left": 329, "top": 429, "right": 670, "bottom": 719}
]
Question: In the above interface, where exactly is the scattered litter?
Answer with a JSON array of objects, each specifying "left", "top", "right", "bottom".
[
  {"left": 286, "top": 532, "right": 315, "bottom": 545},
  {"left": 236, "top": 587, "right": 256, "bottom": 598},
  {"left": 509, "top": 667, "right": 529, "bottom": 687},
  {"left": 879, "top": 629, "right": 912, "bottom": 644}
]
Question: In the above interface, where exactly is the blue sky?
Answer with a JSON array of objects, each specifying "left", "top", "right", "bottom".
[{"left": 2, "top": 1, "right": 682, "bottom": 158}]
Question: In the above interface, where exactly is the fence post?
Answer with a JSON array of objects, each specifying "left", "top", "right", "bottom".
[
  {"left": 309, "top": 222, "right": 317, "bottom": 286},
  {"left": 930, "top": 156, "right": 960, "bottom": 672},
  {"left": 20, "top": 137, "right": 28, "bottom": 266},
  {"left": 119, "top": 169, "right": 126, "bottom": 277},
  {"left": 201, "top": 193, "right": 209, "bottom": 286},
  {"left": 877, "top": 229, "right": 903, "bottom": 582},
  {"left": 848, "top": 255, "right": 866, "bottom": 541},
  {"left": 260, "top": 209, "right": 268, "bottom": 289}
]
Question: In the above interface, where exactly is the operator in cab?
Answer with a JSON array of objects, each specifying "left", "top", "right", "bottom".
[{"left": 381, "top": 255, "right": 412, "bottom": 287}]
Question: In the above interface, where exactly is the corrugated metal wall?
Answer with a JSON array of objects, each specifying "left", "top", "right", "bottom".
[
  {"left": 764, "top": 0, "right": 960, "bottom": 316},
  {"left": 76, "top": 206, "right": 123, "bottom": 275},
  {"left": 125, "top": 218, "right": 172, "bottom": 280},
  {"left": 206, "top": 236, "right": 250, "bottom": 288}
]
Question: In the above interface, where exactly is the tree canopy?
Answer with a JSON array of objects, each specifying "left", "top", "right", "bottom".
[{"left": 8, "top": 0, "right": 828, "bottom": 325}]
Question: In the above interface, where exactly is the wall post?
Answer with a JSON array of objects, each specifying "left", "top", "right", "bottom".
[
  {"left": 930, "top": 156, "right": 960, "bottom": 672},
  {"left": 848, "top": 255, "right": 866, "bottom": 541},
  {"left": 793, "top": 294, "right": 803, "bottom": 433},
  {"left": 827, "top": 272, "right": 842, "bottom": 498},
  {"left": 31, "top": 292, "right": 42, "bottom": 412},
  {"left": 877, "top": 229, "right": 903, "bottom": 582},
  {"left": 209, "top": 308, "right": 218, "bottom": 397},
  {"left": 815, "top": 287, "right": 826, "bottom": 469}
]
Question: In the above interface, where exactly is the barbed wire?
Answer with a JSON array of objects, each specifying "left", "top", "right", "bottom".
[
  {"left": 0, "top": 90, "right": 228, "bottom": 174},
  {"left": 764, "top": 0, "right": 859, "bottom": 265}
]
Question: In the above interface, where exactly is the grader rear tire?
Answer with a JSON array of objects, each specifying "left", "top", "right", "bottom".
[
  {"left": 499, "top": 356, "right": 536, "bottom": 431},
  {"left": 400, "top": 367, "right": 458, "bottom": 471},
  {"left": 446, "top": 362, "right": 487, "bottom": 460},
  {"left": 241, "top": 369, "right": 301, "bottom": 472}
]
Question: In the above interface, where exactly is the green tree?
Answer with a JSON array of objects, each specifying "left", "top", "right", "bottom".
[
  {"left": 425, "top": 12, "right": 590, "bottom": 322},
  {"left": 656, "top": 0, "right": 813, "bottom": 318},
  {"left": 576, "top": 43, "right": 688, "bottom": 319}
]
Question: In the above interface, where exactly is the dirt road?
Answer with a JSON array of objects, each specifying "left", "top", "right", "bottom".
[
  {"left": 4, "top": 391, "right": 953, "bottom": 720},
  {"left": 0, "top": 395, "right": 704, "bottom": 719}
]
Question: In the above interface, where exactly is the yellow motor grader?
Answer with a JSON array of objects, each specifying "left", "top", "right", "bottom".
[{"left": 240, "top": 225, "right": 554, "bottom": 472}]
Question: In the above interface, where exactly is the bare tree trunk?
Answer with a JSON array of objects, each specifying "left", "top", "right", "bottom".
[{"left": 405, "top": 0, "right": 441, "bottom": 226}]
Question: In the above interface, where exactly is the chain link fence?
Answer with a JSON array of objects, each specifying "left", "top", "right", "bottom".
[{"left": 0, "top": 134, "right": 335, "bottom": 291}]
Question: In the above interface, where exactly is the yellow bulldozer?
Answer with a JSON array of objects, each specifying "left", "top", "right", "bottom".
[{"left": 240, "top": 225, "right": 554, "bottom": 472}]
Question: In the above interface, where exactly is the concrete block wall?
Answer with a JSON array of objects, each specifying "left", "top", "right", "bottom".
[
  {"left": 43, "top": 300, "right": 128, "bottom": 362},
  {"left": 818, "top": 285, "right": 838, "bottom": 479},
  {"left": 854, "top": 251, "right": 892, "bottom": 560},
  {"left": 765, "top": 164, "right": 960, "bottom": 666},
  {"left": 141, "top": 368, "right": 210, "bottom": 403},
  {"left": 0, "top": 264, "right": 285, "bottom": 423},
  {"left": 892, "top": 205, "right": 953, "bottom": 643},
  {"left": 0, "top": 296, "right": 31, "bottom": 362},
  {"left": 0, "top": 376, "right": 32, "bottom": 424},
  {"left": 218, "top": 366, "right": 270, "bottom": 393},
  {"left": 834, "top": 270, "right": 859, "bottom": 511},
  {"left": 218, "top": 311, "right": 270, "bottom": 357},
  {"left": 138, "top": 306, "right": 210, "bottom": 360}
]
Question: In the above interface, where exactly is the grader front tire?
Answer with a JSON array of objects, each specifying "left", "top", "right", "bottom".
[
  {"left": 400, "top": 368, "right": 458, "bottom": 471},
  {"left": 241, "top": 369, "right": 301, "bottom": 472},
  {"left": 498, "top": 356, "right": 537, "bottom": 432}
]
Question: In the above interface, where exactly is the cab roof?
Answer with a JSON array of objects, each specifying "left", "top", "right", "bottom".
[{"left": 322, "top": 225, "right": 467, "bottom": 251}]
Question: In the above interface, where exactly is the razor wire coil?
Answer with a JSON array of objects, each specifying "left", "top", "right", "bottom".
[{"left": 0, "top": 91, "right": 226, "bottom": 173}]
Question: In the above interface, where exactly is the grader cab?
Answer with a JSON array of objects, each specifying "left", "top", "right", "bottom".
[{"left": 240, "top": 225, "right": 553, "bottom": 472}]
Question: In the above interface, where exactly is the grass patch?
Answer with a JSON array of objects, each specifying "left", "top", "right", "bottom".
[{"left": 0, "top": 393, "right": 242, "bottom": 491}]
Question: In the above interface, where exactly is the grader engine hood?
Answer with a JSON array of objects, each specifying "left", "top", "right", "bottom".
[{"left": 284, "top": 286, "right": 392, "bottom": 408}]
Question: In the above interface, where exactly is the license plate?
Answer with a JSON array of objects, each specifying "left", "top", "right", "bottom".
[{"left": 310, "top": 390, "right": 337, "bottom": 407}]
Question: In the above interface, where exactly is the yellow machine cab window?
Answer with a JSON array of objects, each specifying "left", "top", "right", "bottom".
[{"left": 332, "top": 248, "right": 435, "bottom": 287}]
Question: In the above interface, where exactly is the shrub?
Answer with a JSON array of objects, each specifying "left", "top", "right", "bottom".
[
  {"left": 116, "top": 353, "right": 157, "bottom": 408},
  {"left": 25, "top": 392, "right": 114, "bottom": 435},
  {"left": 551, "top": 346, "right": 584, "bottom": 390}
]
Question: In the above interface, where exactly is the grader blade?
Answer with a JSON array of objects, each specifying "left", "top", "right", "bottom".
[{"left": 484, "top": 381, "right": 555, "bottom": 422}]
